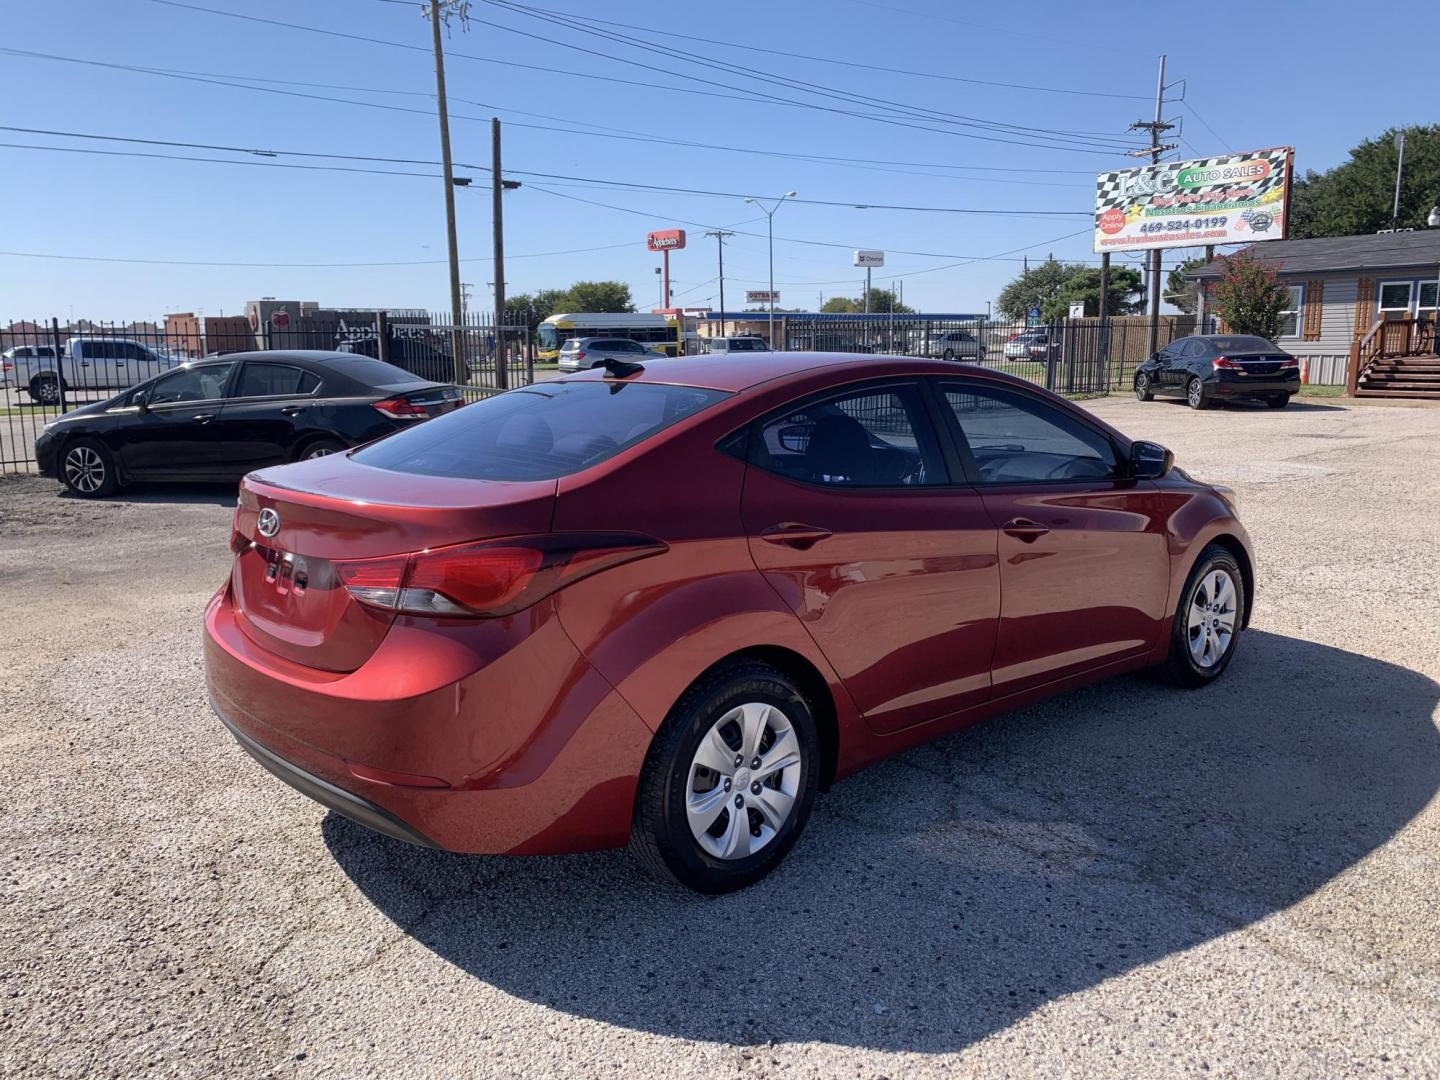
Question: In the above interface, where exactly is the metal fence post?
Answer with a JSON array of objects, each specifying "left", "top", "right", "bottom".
[
  {"left": 50, "top": 318, "right": 66, "bottom": 412},
  {"left": 374, "top": 310, "right": 390, "bottom": 364}
]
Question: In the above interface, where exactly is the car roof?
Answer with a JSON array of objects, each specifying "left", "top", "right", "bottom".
[{"left": 555, "top": 351, "right": 1044, "bottom": 393}]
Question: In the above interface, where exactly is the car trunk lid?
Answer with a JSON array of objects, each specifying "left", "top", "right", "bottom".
[{"left": 230, "top": 454, "right": 556, "bottom": 673}]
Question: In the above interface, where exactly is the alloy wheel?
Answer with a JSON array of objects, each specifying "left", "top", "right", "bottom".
[
  {"left": 34, "top": 378, "right": 59, "bottom": 405},
  {"left": 1187, "top": 568, "right": 1237, "bottom": 668},
  {"left": 1187, "top": 378, "right": 1203, "bottom": 408},
  {"left": 63, "top": 445, "right": 106, "bottom": 494},
  {"left": 1135, "top": 373, "right": 1149, "bottom": 400},
  {"left": 304, "top": 446, "right": 335, "bottom": 459},
  {"left": 685, "top": 701, "right": 802, "bottom": 860}
]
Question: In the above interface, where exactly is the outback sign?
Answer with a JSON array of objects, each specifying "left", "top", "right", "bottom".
[{"left": 646, "top": 229, "right": 687, "bottom": 251}]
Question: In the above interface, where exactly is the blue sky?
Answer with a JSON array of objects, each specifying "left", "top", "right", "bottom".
[{"left": 0, "top": 0, "right": 1426, "bottom": 321}]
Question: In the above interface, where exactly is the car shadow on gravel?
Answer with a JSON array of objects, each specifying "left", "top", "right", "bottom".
[
  {"left": 324, "top": 630, "right": 1440, "bottom": 1053},
  {"left": 58, "top": 482, "right": 238, "bottom": 506}
]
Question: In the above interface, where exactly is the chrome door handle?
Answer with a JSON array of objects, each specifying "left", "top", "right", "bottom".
[
  {"left": 280, "top": 406, "right": 305, "bottom": 416},
  {"left": 759, "top": 523, "right": 833, "bottom": 547},
  {"left": 1001, "top": 517, "right": 1050, "bottom": 542},
  {"left": 191, "top": 413, "right": 216, "bottom": 424}
]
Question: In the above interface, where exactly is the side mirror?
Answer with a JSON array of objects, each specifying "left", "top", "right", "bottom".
[
  {"left": 132, "top": 391, "right": 149, "bottom": 414},
  {"left": 1131, "top": 440, "right": 1173, "bottom": 479}
]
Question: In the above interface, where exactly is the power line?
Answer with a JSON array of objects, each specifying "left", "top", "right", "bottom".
[
  {"left": 0, "top": 240, "right": 637, "bottom": 269},
  {"left": 148, "top": 0, "right": 1140, "bottom": 155},
  {"left": 478, "top": 0, "right": 1147, "bottom": 100},
  {"left": 472, "top": 0, "right": 1143, "bottom": 151},
  {"left": 0, "top": 50, "right": 1103, "bottom": 183},
  {"left": 0, "top": 131, "right": 1091, "bottom": 216},
  {"left": 1181, "top": 101, "right": 1231, "bottom": 153}
]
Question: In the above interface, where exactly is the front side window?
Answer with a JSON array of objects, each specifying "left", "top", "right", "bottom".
[
  {"left": 235, "top": 363, "right": 319, "bottom": 398},
  {"left": 147, "top": 362, "right": 234, "bottom": 405},
  {"left": 1379, "top": 281, "right": 1414, "bottom": 315},
  {"left": 1278, "top": 285, "right": 1303, "bottom": 338},
  {"left": 939, "top": 382, "right": 1118, "bottom": 484},
  {"left": 352, "top": 381, "right": 728, "bottom": 480},
  {"left": 750, "top": 384, "right": 943, "bottom": 487}
]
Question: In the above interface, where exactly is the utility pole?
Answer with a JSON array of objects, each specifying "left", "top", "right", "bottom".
[
  {"left": 426, "top": 0, "right": 466, "bottom": 382},
  {"left": 1129, "top": 55, "right": 1178, "bottom": 359},
  {"left": 1393, "top": 132, "right": 1407, "bottom": 227},
  {"left": 704, "top": 230, "right": 734, "bottom": 336},
  {"left": 491, "top": 117, "right": 515, "bottom": 390}
]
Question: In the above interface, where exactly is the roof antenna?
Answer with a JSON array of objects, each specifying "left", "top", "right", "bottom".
[{"left": 601, "top": 356, "right": 645, "bottom": 379}]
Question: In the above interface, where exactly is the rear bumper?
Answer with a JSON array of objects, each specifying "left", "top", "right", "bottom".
[
  {"left": 1209, "top": 375, "right": 1300, "bottom": 399},
  {"left": 204, "top": 585, "right": 653, "bottom": 855},
  {"left": 215, "top": 701, "right": 439, "bottom": 848}
]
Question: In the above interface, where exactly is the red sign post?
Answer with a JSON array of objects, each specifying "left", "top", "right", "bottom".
[{"left": 647, "top": 230, "right": 686, "bottom": 311}]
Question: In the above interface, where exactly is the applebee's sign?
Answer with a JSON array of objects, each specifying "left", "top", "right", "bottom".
[{"left": 647, "top": 229, "right": 686, "bottom": 251}]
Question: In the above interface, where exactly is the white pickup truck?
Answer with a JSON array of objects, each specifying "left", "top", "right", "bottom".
[{"left": 14, "top": 338, "right": 180, "bottom": 404}]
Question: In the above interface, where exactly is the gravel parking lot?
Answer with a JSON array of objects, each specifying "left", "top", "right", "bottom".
[{"left": 2, "top": 396, "right": 1437, "bottom": 1079}]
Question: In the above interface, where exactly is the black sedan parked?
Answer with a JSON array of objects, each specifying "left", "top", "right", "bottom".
[
  {"left": 1135, "top": 334, "right": 1301, "bottom": 410},
  {"left": 35, "top": 350, "right": 463, "bottom": 497}
]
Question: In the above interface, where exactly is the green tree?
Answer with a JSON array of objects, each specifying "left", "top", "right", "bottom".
[
  {"left": 1209, "top": 250, "right": 1290, "bottom": 338},
  {"left": 1289, "top": 125, "right": 1440, "bottom": 238},
  {"left": 506, "top": 287, "right": 568, "bottom": 332},
  {"left": 559, "top": 280, "right": 635, "bottom": 313},
  {"left": 1165, "top": 257, "right": 1206, "bottom": 314},
  {"left": 819, "top": 288, "right": 913, "bottom": 314},
  {"left": 997, "top": 258, "right": 1142, "bottom": 320}
]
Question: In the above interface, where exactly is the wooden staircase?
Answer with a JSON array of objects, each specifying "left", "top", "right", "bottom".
[{"left": 1348, "top": 318, "right": 1440, "bottom": 399}]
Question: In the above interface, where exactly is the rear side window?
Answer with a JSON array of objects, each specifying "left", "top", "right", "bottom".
[
  {"left": 352, "top": 381, "right": 729, "bottom": 480},
  {"left": 235, "top": 363, "right": 319, "bottom": 397},
  {"left": 750, "top": 384, "right": 944, "bottom": 487},
  {"left": 1208, "top": 335, "right": 1276, "bottom": 353}
]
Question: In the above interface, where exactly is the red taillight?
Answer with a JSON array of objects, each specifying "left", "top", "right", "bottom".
[
  {"left": 372, "top": 395, "right": 427, "bottom": 419},
  {"left": 1212, "top": 356, "right": 1244, "bottom": 370},
  {"left": 1278, "top": 357, "right": 1300, "bottom": 369},
  {"left": 333, "top": 533, "right": 666, "bottom": 618},
  {"left": 573, "top": 350, "right": 587, "bottom": 362}
]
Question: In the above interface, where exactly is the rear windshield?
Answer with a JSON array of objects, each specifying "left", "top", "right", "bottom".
[
  {"left": 326, "top": 355, "right": 429, "bottom": 388},
  {"left": 1207, "top": 335, "right": 1276, "bottom": 353},
  {"left": 351, "top": 380, "right": 730, "bottom": 480}
]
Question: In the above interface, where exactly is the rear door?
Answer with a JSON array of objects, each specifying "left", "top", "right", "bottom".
[
  {"left": 933, "top": 378, "right": 1171, "bottom": 697},
  {"left": 740, "top": 379, "right": 1001, "bottom": 733},
  {"left": 117, "top": 361, "right": 237, "bottom": 477},
  {"left": 215, "top": 360, "right": 323, "bottom": 471}
]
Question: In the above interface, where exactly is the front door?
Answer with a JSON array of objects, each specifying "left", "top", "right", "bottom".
[
  {"left": 740, "top": 380, "right": 1001, "bottom": 734},
  {"left": 933, "top": 378, "right": 1171, "bottom": 697},
  {"left": 117, "top": 361, "right": 236, "bottom": 478}
]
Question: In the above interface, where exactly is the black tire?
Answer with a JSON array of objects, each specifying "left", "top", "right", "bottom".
[
  {"left": 630, "top": 660, "right": 821, "bottom": 894},
  {"left": 1164, "top": 544, "right": 1245, "bottom": 688},
  {"left": 29, "top": 374, "right": 62, "bottom": 405},
  {"left": 1135, "top": 371, "right": 1155, "bottom": 401},
  {"left": 942, "top": 348, "right": 955, "bottom": 361},
  {"left": 1266, "top": 395, "right": 1290, "bottom": 409},
  {"left": 59, "top": 437, "right": 120, "bottom": 498},
  {"left": 295, "top": 437, "right": 346, "bottom": 461},
  {"left": 1186, "top": 377, "right": 1210, "bottom": 410}
]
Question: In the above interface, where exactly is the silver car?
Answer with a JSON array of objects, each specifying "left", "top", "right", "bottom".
[
  {"left": 928, "top": 330, "right": 987, "bottom": 362},
  {"left": 557, "top": 336, "right": 667, "bottom": 372}
]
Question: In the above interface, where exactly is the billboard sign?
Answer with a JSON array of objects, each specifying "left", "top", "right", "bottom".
[
  {"left": 745, "top": 290, "right": 779, "bottom": 304},
  {"left": 647, "top": 229, "right": 687, "bottom": 251},
  {"left": 853, "top": 249, "right": 885, "bottom": 267},
  {"left": 1094, "top": 147, "right": 1292, "bottom": 253}
]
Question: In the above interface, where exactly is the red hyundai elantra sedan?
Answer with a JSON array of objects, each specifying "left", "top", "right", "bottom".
[{"left": 206, "top": 352, "right": 1251, "bottom": 892}]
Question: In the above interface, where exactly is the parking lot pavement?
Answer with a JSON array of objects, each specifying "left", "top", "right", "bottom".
[{"left": 1, "top": 398, "right": 1437, "bottom": 1079}]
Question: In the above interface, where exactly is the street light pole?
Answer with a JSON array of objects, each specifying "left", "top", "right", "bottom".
[{"left": 745, "top": 191, "right": 796, "bottom": 348}]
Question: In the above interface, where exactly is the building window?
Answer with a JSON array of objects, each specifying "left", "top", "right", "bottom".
[
  {"left": 1419, "top": 280, "right": 1438, "bottom": 318},
  {"left": 1378, "top": 281, "right": 1415, "bottom": 316},
  {"left": 1278, "top": 284, "right": 1303, "bottom": 338}
]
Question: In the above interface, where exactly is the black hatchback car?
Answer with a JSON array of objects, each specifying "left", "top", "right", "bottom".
[
  {"left": 1135, "top": 334, "right": 1301, "bottom": 410},
  {"left": 35, "top": 350, "right": 463, "bottom": 497}
]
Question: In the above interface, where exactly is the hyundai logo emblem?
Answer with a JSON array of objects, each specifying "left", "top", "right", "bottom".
[{"left": 256, "top": 508, "right": 281, "bottom": 539}]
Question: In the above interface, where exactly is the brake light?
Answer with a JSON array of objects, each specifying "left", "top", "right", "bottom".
[
  {"left": 372, "top": 396, "right": 427, "bottom": 419},
  {"left": 333, "top": 533, "right": 666, "bottom": 618},
  {"left": 573, "top": 350, "right": 587, "bottom": 362},
  {"left": 1278, "top": 357, "right": 1300, "bottom": 369},
  {"left": 1212, "top": 356, "right": 1244, "bottom": 370}
]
